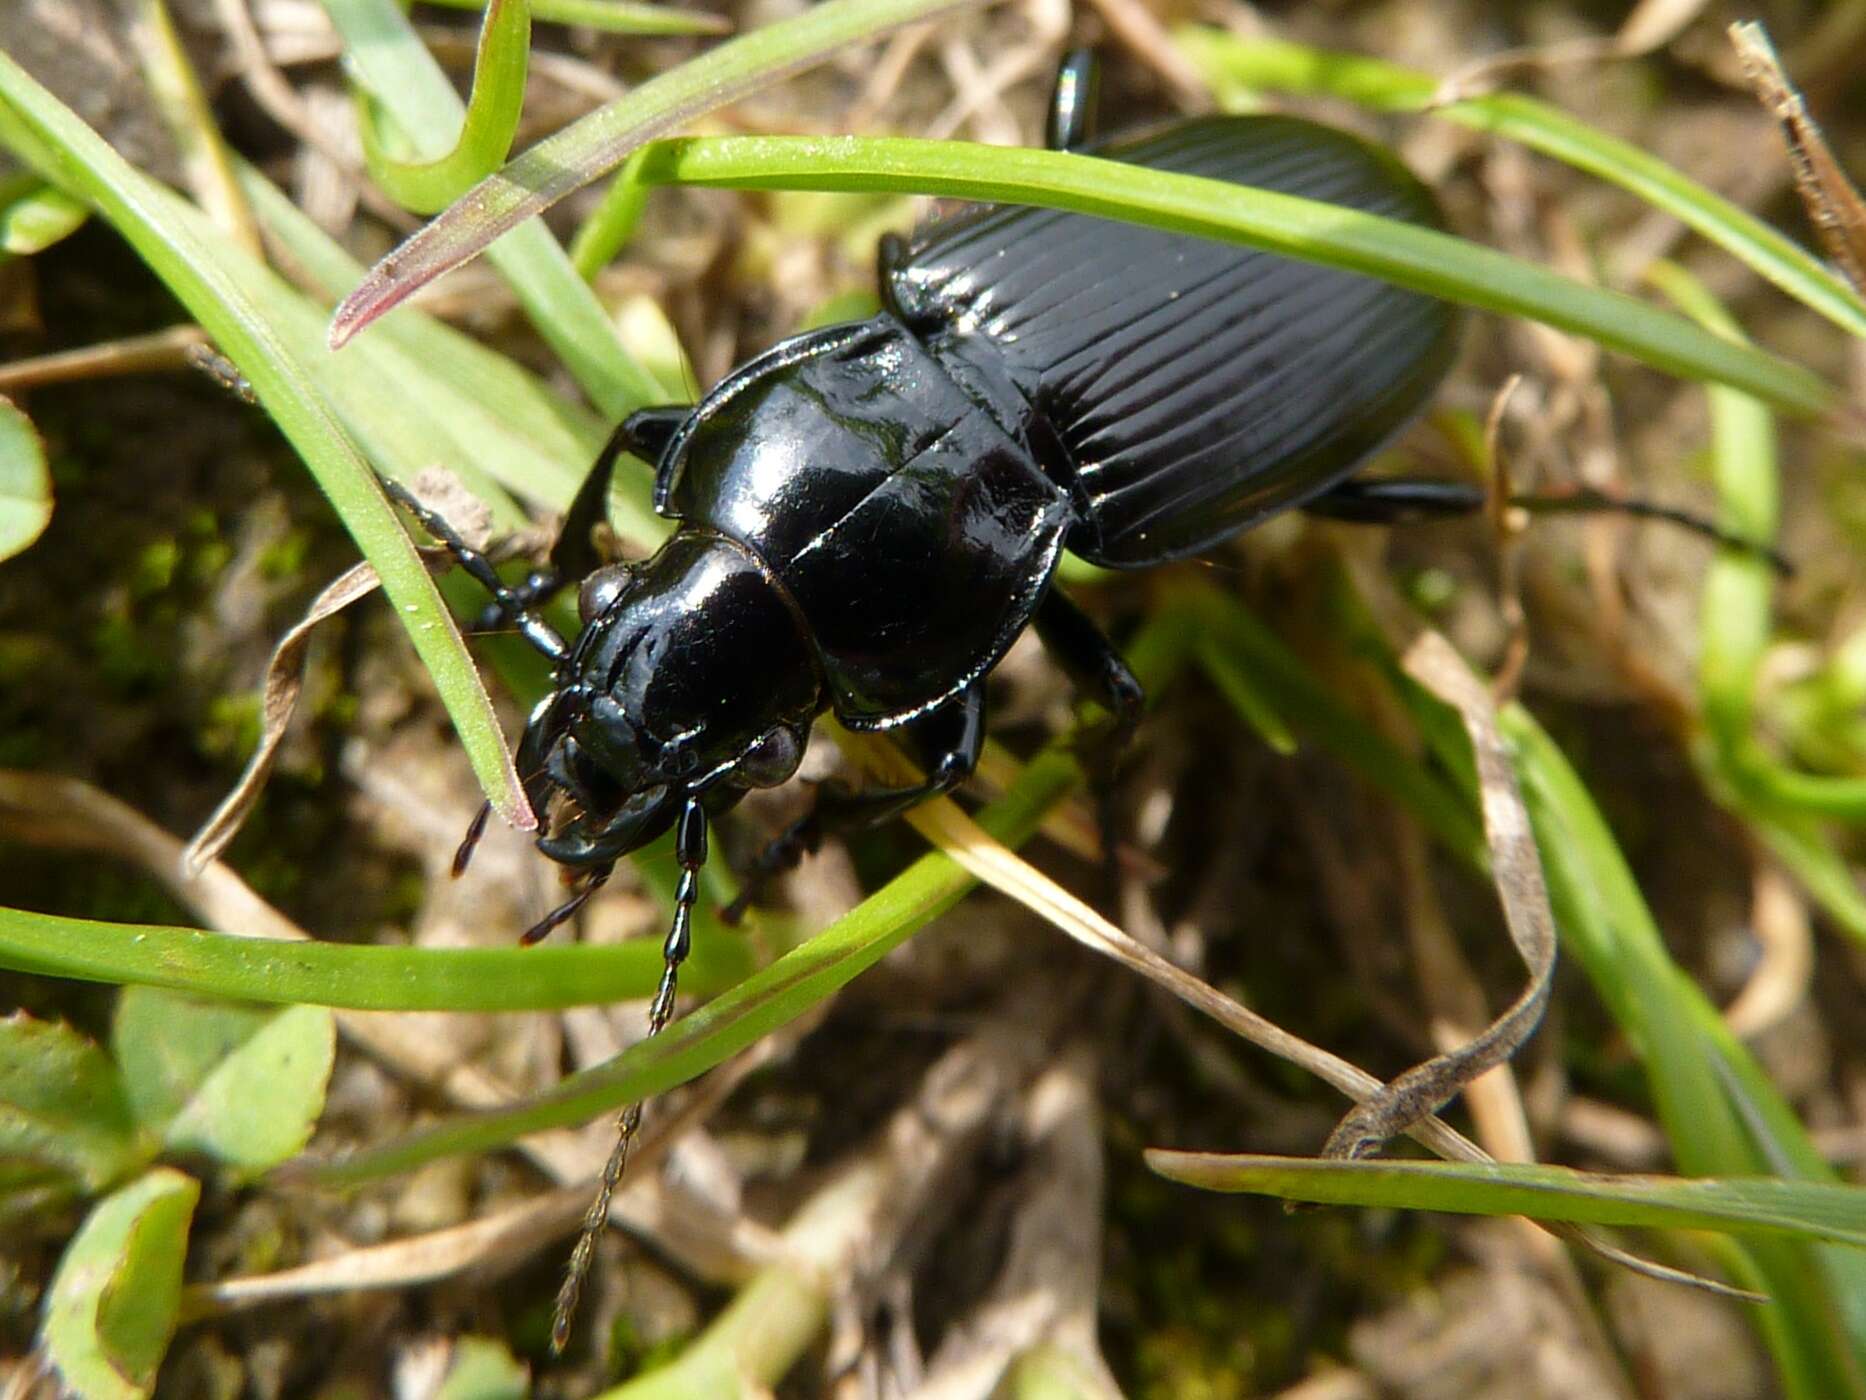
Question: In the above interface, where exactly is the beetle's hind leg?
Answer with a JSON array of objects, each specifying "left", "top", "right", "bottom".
[
  {"left": 724, "top": 685, "right": 987, "bottom": 923},
  {"left": 1032, "top": 587, "right": 1144, "bottom": 894},
  {"left": 1047, "top": 48, "right": 1101, "bottom": 152},
  {"left": 1306, "top": 476, "right": 1791, "bottom": 573}
]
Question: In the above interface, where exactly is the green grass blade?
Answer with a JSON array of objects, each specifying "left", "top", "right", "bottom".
[
  {"left": 1145, "top": 1155, "right": 1866, "bottom": 1249},
  {"left": 1649, "top": 261, "right": 1866, "bottom": 950},
  {"left": 569, "top": 146, "right": 654, "bottom": 281},
  {"left": 621, "top": 135, "right": 1837, "bottom": 418},
  {"left": 357, "top": 0, "right": 530, "bottom": 213},
  {"left": 419, "top": 0, "right": 728, "bottom": 34},
  {"left": 329, "top": 0, "right": 999, "bottom": 341},
  {"left": 320, "top": 0, "right": 660, "bottom": 415},
  {"left": 0, "top": 51, "right": 529, "bottom": 829},
  {"left": 1175, "top": 30, "right": 1866, "bottom": 342},
  {"left": 298, "top": 748, "right": 1085, "bottom": 1184},
  {"left": 295, "top": 613, "right": 1192, "bottom": 1185},
  {"left": 0, "top": 906, "right": 752, "bottom": 1011},
  {"left": 1505, "top": 709, "right": 1866, "bottom": 1395},
  {"left": 1185, "top": 584, "right": 1488, "bottom": 870}
]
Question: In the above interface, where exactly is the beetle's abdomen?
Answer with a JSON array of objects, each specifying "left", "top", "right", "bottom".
[
  {"left": 886, "top": 116, "right": 1460, "bottom": 567},
  {"left": 658, "top": 319, "right": 1072, "bottom": 728}
]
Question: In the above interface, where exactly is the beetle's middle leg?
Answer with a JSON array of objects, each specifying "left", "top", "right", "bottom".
[
  {"left": 1031, "top": 587, "right": 1144, "bottom": 889},
  {"left": 724, "top": 684, "right": 986, "bottom": 922}
]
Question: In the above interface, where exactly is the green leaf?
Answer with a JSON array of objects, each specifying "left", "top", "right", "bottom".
[
  {"left": 1146, "top": 1154, "right": 1866, "bottom": 1248},
  {"left": 435, "top": 1335, "right": 531, "bottom": 1400},
  {"left": 329, "top": 0, "right": 1000, "bottom": 341},
  {"left": 0, "top": 396, "right": 51, "bottom": 560},
  {"left": 112, "top": 989, "right": 335, "bottom": 1175},
  {"left": 0, "top": 1013, "right": 147, "bottom": 1193},
  {"left": 40, "top": 1167, "right": 199, "bottom": 1400},
  {"left": 419, "top": 0, "right": 727, "bottom": 36},
  {"left": 1174, "top": 29, "right": 1866, "bottom": 342},
  {"left": 0, "top": 49, "right": 531, "bottom": 830},
  {"left": 0, "top": 174, "right": 86, "bottom": 253},
  {"left": 357, "top": 0, "right": 531, "bottom": 213}
]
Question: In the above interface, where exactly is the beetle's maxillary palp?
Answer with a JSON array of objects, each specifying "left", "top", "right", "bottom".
[
  {"left": 521, "top": 866, "right": 611, "bottom": 946},
  {"left": 550, "top": 796, "right": 708, "bottom": 1354},
  {"left": 452, "top": 800, "right": 492, "bottom": 878}
]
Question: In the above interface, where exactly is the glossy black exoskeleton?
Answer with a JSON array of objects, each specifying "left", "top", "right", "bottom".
[{"left": 384, "top": 53, "right": 1474, "bottom": 1347}]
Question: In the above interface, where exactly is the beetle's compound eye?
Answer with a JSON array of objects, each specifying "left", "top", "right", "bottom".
[
  {"left": 577, "top": 563, "right": 633, "bottom": 623},
  {"left": 737, "top": 723, "right": 807, "bottom": 788}
]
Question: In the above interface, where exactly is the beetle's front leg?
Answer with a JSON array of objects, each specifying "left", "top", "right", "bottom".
[
  {"left": 724, "top": 684, "right": 986, "bottom": 922},
  {"left": 468, "top": 405, "right": 691, "bottom": 632}
]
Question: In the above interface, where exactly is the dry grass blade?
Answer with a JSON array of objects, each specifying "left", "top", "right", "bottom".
[
  {"left": 0, "top": 325, "right": 208, "bottom": 391},
  {"left": 857, "top": 742, "right": 1759, "bottom": 1303},
  {"left": 182, "top": 1186, "right": 590, "bottom": 1320},
  {"left": 1431, "top": 0, "right": 1709, "bottom": 104},
  {"left": 181, "top": 561, "right": 384, "bottom": 875},
  {"left": 1319, "top": 630, "right": 1557, "bottom": 1160},
  {"left": 186, "top": 468, "right": 494, "bottom": 873},
  {"left": 1723, "top": 861, "right": 1815, "bottom": 1039},
  {"left": 834, "top": 731, "right": 1482, "bottom": 1166},
  {"left": 1731, "top": 21, "right": 1866, "bottom": 297}
]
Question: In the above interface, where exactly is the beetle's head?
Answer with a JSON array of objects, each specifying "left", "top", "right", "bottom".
[{"left": 519, "top": 532, "right": 821, "bottom": 868}]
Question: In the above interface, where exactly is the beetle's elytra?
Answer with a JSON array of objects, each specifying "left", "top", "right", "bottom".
[{"left": 383, "top": 51, "right": 1471, "bottom": 1347}]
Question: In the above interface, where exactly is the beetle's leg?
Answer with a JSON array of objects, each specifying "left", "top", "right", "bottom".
[
  {"left": 1033, "top": 586, "right": 1144, "bottom": 753},
  {"left": 1302, "top": 477, "right": 1486, "bottom": 523},
  {"left": 381, "top": 477, "right": 568, "bottom": 662},
  {"left": 725, "top": 684, "right": 986, "bottom": 922},
  {"left": 552, "top": 795, "right": 707, "bottom": 1353},
  {"left": 1047, "top": 48, "right": 1100, "bottom": 152},
  {"left": 1032, "top": 586, "right": 1144, "bottom": 887},
  {"left": 1306, "top": 477, "right": 1792, "bottom": 573},
  {"left": 466, "top": 406, "right": 691, "bottom": 632}
]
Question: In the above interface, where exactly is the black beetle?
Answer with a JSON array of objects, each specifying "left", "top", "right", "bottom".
[{"left": 381, "top": 52, "right": 1751, "bottom": 1347}]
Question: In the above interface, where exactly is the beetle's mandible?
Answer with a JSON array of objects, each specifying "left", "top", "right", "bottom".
[{"left": 384, "top": 51, "right": 1486, "bottom": 1349}]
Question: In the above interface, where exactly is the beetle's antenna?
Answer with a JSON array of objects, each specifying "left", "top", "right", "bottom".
[
  {"left": 551, "top": 797, "right": 707, "bottom": 1354},
  {"left": 380, "top": 477, "right": 570, "bottom": 661},
  {"left": 1508, "top": 487, "right": 1794, "bottom": 576}
]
